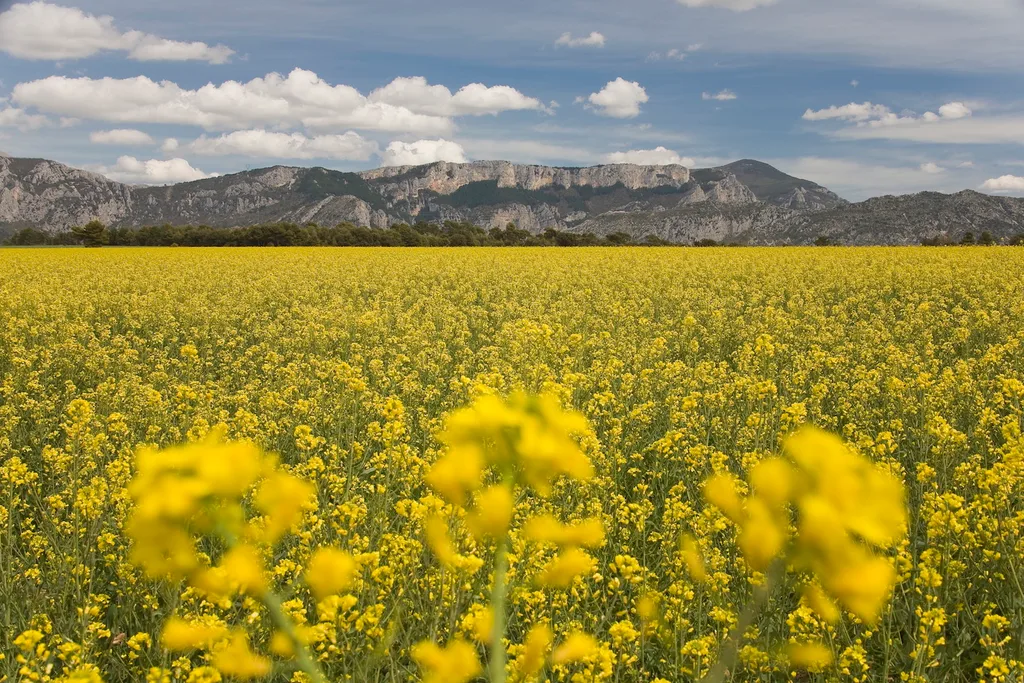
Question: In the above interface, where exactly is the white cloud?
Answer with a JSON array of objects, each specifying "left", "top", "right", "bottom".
[
  {"left": 675, "top": 0, "right": 777, "bottom": 10},
  {"left": 89, "top": 128, "right": 154, "bottom": 146},
  {"left": 957, "top": 161, "right": 975, "bottom": 168},
  {"left": 10, "top": 70, "right": 546, "bottom": 136},
  {"left": 851, "top": 80, "right": 860, "bottom": 87},
  {"left": 380, "top": 139, "right": 468, "bottom": 166},
  {"left": 92, "top": 156, "right": 215, "bottom": 185},
  {"left": 804, "top": 99, "right": 1024, "bottom": 145},
  {"left": 161, "top": 138, "right": 179, "bottom": 153},
  {"left": 802, "top": 100, "right": 970, "bottom": 129},
  {"left": 189, "top": 129, "right": 378, "bottom": 161},
  {"left": 920, "top": 162, "right": 945, "bottom": 174},
  {"left": 605, "top": 147, "right": 696, "bottom": 167},
  {"left": 0, "top": 2, "right": 234, "bottom": 63},
  {"left": 803, "top": 102, "right": 893, "bottom": 122},
  {"left": 702, "top": 89, "right": 737, "bottom": 101},
  {"left": 938, "top": 102, "right": 972, "bottom": 120},
  {"left": 981, "top": 175, "right": 1024, "bottom": 194},
  {"left": 369, "top": 77, "right": 546, "bottom": 117},
  {"left": 12, "top": 70, "right": 446, "bottom": 135},
  {"left": 0, "top": 106, "right": 50, "bottom": 130},
  {"left": 584, "top": 78, "right": 649, "bottom": 119},
  {"left": 554, "top": 31, "right": 606, "bottom": 48}
]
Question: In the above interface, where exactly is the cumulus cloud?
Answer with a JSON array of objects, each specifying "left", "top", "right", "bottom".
[
  {"left": 161, "top": 138, "right": 179, "bottom": 153},
  {"left": 368, "top": 77, "right": 546, "bottom": 116},
  {"left": 804, "top": 100, "right": 974, "bottom": 128},
  {"left": 554, "top": 31, "right": 606, "bottom": 48},
  {"left": 0, "top": 106, "right": 50, "bottom": 130},
  {"left": 919, "top": 162, "right": 945, "bottom": 174},
  {"left": 702, "top": 89, "right": 738, "bottom": 101},
  {"left": 92, "top": 156, "right": 215, "bottom": 185},
  {"left": 605, "top": 147, "right": 696, "bottom": 166},
  {"left": 981, "top": 175, "right": 1024, "bottom": 194},
  {"left": 851, "top": 80, "right": 860, "bottom": 87},
  {"left": 189, "top": 130, "right": 378, "bottom": 161},
  {"left": 583, "top": 78, "right": 649, "bottom": 119},
  {"left": 380, "top": 139, "right": 468, "bottom": 166},
  {"left": 938, "top": 102, "right": 972, "bottom": 120},
  {"left": 675, "top": 0, "right": 777, "bottom": 10},
  {"left": 12, "top": 69, "right": 545, "bottom": 136},
  {"left": 89, "top": 128, "right": 154, "bottom": 145},
  {"left": 0, "top": 2, "right": 234, "bottom": 63},
  {"left": 802, "top": 102, "right": 893, "bottom": 122},
  {"left": 802, "top": 100, "right": 1024, "bottom": 144}
]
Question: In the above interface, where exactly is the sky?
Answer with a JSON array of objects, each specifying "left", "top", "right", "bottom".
[{"left": 1, "top": 0, "right": 1024, "bottom": 200}]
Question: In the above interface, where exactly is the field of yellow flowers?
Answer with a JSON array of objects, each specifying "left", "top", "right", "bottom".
[{"left": 1, "top": 246, "right": 1022, "bottom": 683}]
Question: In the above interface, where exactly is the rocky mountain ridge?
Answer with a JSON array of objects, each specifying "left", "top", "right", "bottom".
[{"left": 2, "top": 155, "right": 1022, "bottom": 245}]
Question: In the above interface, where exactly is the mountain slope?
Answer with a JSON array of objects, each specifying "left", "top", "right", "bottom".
[{"left": 3, "top": 154, "right": 1023, "bottom": 245}]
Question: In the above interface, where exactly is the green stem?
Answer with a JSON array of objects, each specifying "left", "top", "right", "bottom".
[
  {"left": 489, "top": 534, "right": 510, "bottom": 683},
  {"left": 262, "top": 589, "right": 329, "bottom": 683},
  {"left": 699, "top": 561, "right": 782, "bottom": 683},
  {"left": 216, "top": 526, "right": 328, "bottom": 683}
]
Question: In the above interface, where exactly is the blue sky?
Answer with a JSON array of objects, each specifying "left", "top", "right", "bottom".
[{"left": 2, "top": 0, "right": 1024, "bottom": 199}]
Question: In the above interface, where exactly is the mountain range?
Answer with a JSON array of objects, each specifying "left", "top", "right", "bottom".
[{"left": 2, "top": 153, "right": 1023, "bottom": 245}]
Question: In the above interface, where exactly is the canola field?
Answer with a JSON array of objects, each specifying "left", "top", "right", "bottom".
[{"left": 1, "top": 246, "right": 1022, "bottom": 683}]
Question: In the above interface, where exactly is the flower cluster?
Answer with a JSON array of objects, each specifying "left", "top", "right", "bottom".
[{"left": 2, "top": 246, "right": 1023, "bottom": 682}]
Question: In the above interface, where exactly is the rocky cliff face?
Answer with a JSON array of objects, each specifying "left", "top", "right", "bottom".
[
  {"left": 4, "top": 154, "right": 1021, "bottom": 245},
  {"left": 363, "top": 160, "right": 691, "bottom": 201},
  {"left": 0, "top": 156, "right": 134, "bottom": 228}
]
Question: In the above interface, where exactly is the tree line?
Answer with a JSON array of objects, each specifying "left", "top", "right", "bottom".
[
  {"left": 6, "top": 220, "right": 1024, "bottom": 248},
  {"left": 4, "top": 220, "right": 679, "bottom": 248}
]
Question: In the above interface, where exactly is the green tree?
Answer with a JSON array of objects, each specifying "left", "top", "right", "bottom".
[
  {"left": 71, "top": 219, "right": 109, "bottom": 247},
  {"left": 960, "top": 231, "right": 976, "bottom": 245},
  {"left": 979, "top": 231, "right": 995, "bottom": 246}
]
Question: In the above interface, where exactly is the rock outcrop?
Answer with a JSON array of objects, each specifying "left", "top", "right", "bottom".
[{"left": 5, "top": 154, "right": 1021, "bottom": 245}]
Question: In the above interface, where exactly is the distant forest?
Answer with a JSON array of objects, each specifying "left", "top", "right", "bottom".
[
  {"left": 3, "top": 220, "right": 1021, "bottom": 248},
  {"left": 4, "top": 220, "right": 686, "bottom": 247}
]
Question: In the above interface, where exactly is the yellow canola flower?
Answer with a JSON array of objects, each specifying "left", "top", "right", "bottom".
[
  {"left": 552, "top": 633, "right": 599, "bottom": 665},
  {"left": 787, "top": 641, "right": 834, "bottom": 670},
  {"left": 254, "top": 471, "right": 317, "bottom": 543},
  {"left": 467, "top": 484, "right": 515, "bottom": 539},
  {"left": 160, "top": 618, "right": 229, "bottom": 651},
  {"left": 192, "top": 544, "right": 268, "bottom": 599},
  {"left": 679, "top": 534, "right": 708, "bottom": 583},
  {"left": 703, "top": 473, "right": 744, "bottom": 524},
  {"left": 435, "top": 392, "right": 594, "bottom": 498},
  {"left": 210, "top": 632, "right": 272, "bottom": 680},
  {"left": 424, "top": 448, "right": 484, "bottom": 506},
  {"left": 522, "top": 515, "right": 605, "bottom": 548},
  {"left": 219, "top": 545, "right": 268, "bottom": 596},
  {"left": 750, "top": 457, "right": 794, "bottom": 508},
  {"left": 268, "top": 631, "right": 294, "bottom": 658},
  {"left": 62, "top": 664, "right": 104, "bottom": 683},
  {"left": 423, "top": 516, "right": 457, "bottom": 567},
  {"left": 802, "top": 583, "right": 841, "bottom": 624},
  {"left": 737, "top": 497, "right": 788, "bottom": 571},
  {"left": 785, "top": 427, "right": 907, "bottom": 548},
  {"left": 516, "top": 624, "right": 553, "bottom": 679},
  {"left": 411, "top": 639, "right": 481, "bottom": 683},
  {"left": 130, "top": 438, "right": 267, "bottom": 522},
  {"left": 304, "top": 547, "right": 357, "bottom": 600},
  {"left": 818, "top": 548, "right": 897, "bottom": 624},
  {"left": 460, "top": 604, "right": 494, "bottom": 644},
  {"left": 538, "top": 547, "right": 595, "bottom": 588}
]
